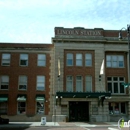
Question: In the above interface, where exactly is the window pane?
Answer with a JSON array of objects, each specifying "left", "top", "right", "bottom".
[
  {"left": 76, "top": 76, "right": 83, "bottom": 92},
  {"left": 18, "top": 102, "right": 26, "bottom": 114},
  {"left": 114, "top": 83, "right": 118, "bottom": 93},
  {"left": 37, "top": 102, "right": 44, "bottom": 114},
  {"left": 121, "top": 103, "right": 126, "bottom": 114},
  {"left": 20, "top": 54, "right": 28, "bottom": 66},
  {"left": 76, "top": 54, "right": 82, "bottom": 66},
  {"left": 0, "top": 102, "right": 7, "bottom": 114},
  {"left": 86, "top": 76, "right": 92, "bottom": 92},
  {"left": 66, "top": 76, "right": 73, "bottom": 92},
  {"left": 108, "top": 83, "right": 112, "bottom": 93},
  {"left": 1, "top": 76, "right": 9, "bottom": 89},
  {"left": 37, "top": 76, "right": 45, "bottom": 91},
  {"left": 38, "top": 54, "right": 46, "bottom": 66},
  {"left": 120, "top": 83, "right": 124, "bottom": 93},
  {"left": 109, "top": 103, "right": 113, "bottom": 114},
  {"left": 114, "top": 103, "right": 119, "bottom": 114},
  {"left": 19, "top": 76, "right": 27, "bottom": 90},
  {"left": 67, "top": 53, "right": 73, "bottom": 66},
  {"left": 2, "top": 54, "right": 10, "bottom": 66},
  {"left": 118, "top": 56, "right": 124, "bottom": 67},
  {"left": 85, "top": 54, "right": 92, "bottom": 66}
]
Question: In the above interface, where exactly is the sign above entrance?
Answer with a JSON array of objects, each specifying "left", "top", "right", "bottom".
[{"left": 55, "top": 27, "right": 103, "bottom": 37}]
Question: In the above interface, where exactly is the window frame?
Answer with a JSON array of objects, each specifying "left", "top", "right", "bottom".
[
  {"left": 107, "top": 77, "right": 125, "bottom": 94},
  {"left": 76, "top": 75, "right": 83, "bottom": 92},
  {"left": 20, "top": 54, "right": 28, "bottom": 66},
  {"left": 85, "top": 75, "right": 92, "bottom": 92},
  {"left": 106, "top": 55, "right": 124, "bottom": 68},
  {"left": 1, "top": 53, "right": 11, "bottom": 66},
  {"left": 36, "top": 76, "right": 45, "bottom": 91},
  {"left": 66, "top": 53, "right": 73, "bottom": 66},
  {"left": 109, "top": 102, "right": 127, "bottom": 115},
  {"left": 85, "top": 53, "right": 92, "bottom": 66},
  {"left": 0, "top": 75, "right": 9, "bottom": 90},
  {"left": 37, "top": 54, "right": 46, "bottom": 66},
  {"left": 17, "top": 102, "right": 26, "bottom": 114},
  {"left": 76, "top": 53, "right": 82, "bottom": 66},
  {"left": 66, "top": 75, "right": 73, "bottom": 92},
  {"left": 18, "top": 75, "right": 27, "bottom": 90}
]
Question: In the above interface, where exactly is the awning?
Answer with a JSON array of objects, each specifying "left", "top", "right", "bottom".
[
  {"left": 0, "top": 95, "right": 8, "bottom": 102},
  {"left": 36, "top": 95, "right": 45, "bottom": 101},
  {"left": 17, "top": 94, "right": 26, "bottom": 101},
  {"left": 56, "top": 92, "right": 111, "bottom": 98}
]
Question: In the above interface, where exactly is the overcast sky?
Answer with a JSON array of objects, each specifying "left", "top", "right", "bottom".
[{"left": 0, "top": 0, "right": 130, "bottom": 43}]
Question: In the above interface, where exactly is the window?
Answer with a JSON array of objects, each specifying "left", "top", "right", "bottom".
[
  {"left": 106, "top": 55, "right": 124, "bottom": 68},
  {"left": 20, "top": 54, "right": 28, "bottom": 66},
  {"left": 85, "top": 76, "right": 92, "bottom": 92},
  {"left": 37, "top": 76, "right": 45, "bottom": 91},
  {"left": 109, "top": 102, "right": 126, "bottom": 115},
  {"left": 2, "top": 54, "right": 11, "bottom": 66},
  {"left": 18, "top": 102, "right": 26, "bottom": 114},
  {"left": 76, "top": 76, "right": 83, "bottom": 92},
  {"left": 85, "top": 54, "right": 92, "bottom": 66},
  {"left": 66, "top": 76, "right": 73, "bottom": 92},
  {"left": 0, "top": 76, "right": 9, "bottom": 90},
  {"left": 0, "top": 102, "right": 7, "bottom": 114},
  {"left": 18, "top": 76, "right": 27, "bottom": 90},
  {"left": 66, "top": 53, "right": 73, "bottom": 66},
  {"left": 76, "top": 54, "right": 82, "bottom": 66},
  {"left": 37, "top": 102, "right": 44, "bottom": 114},
  {"left": 38, "top": 54, "right": 46, "bottom": 66},
  {"left": 107, "top": 77, "right": 125, "bottom": 94}
]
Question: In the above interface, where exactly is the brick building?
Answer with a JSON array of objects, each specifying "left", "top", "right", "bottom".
[
  {"left": 52, "top": 27, "right": 129, "bottom": 122},
  {"left": 0, "top": 43, "right": 54, "bottom": 121},
  {"left": 0, "top": 27, "right": 130, "bottom": 122}
]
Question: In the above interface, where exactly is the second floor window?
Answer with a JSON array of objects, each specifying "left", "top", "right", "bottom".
[
  {"left": 107, "top": 77, "right": 125, "bottom": 94},
  {"left": 2, "top": 54, "right": 10, "bottom": 66},
  {"left": 37, "top": 76, "right": 45, "bottom": 91},
  {"left": 66, "top": 76, "right": 73, "bottom": 92},
  {"left": 85, "top": 54, "right": 92, "bottom": 66},
  {"left": 76, "top": 76, "right": 83, "bottom": 92},
  {"left": 76, "top": 54, "right": 82, "bottom": 66},
  {"left": 20, "top": 54, "right": 28, "bottom": 66},
  {"left": 38, "top": 54, "right": 46, "bottom": 66},
  {"left": 106, "top": 55, "right": 124, "bottom": 68},
  {"left": 0, "top": 76, "right": 9, "bottom": 90},
  {"left": 66, "top": 53, "right": 73, "bottom": 66},
  {"left": 18, "top": 76, "right": 27, "bottom": 90}
]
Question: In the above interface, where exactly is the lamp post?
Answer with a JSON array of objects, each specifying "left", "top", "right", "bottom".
[
  {"left": 119, "top": 25, "right": 130, "bottom": 129},
  {"left": 119, "top": 25, "right": 130, "bottom": 90}
]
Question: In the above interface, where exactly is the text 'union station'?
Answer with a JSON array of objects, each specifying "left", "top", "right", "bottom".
[{"left": 0, "top": 27, "right": 129, "bottom": 122}]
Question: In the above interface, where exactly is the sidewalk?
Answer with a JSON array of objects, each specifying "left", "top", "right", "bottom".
[{"left": 0, "top": 121, "right": 118, "bottom": 128}]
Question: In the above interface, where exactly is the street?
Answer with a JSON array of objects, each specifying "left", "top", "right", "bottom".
[{"left": 0, "top": 126, "right": 130, "bottom": 130}]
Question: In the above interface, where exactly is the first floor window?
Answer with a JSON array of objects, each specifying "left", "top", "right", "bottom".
[
  {"left": 0, "top": 102, "right": 7, "bottom": 114},
  {"left": 18, "top": 76, "right": 27, "bottom": 90},
  {"left": 109, "top": 102, "right": 126, "bottom": 115},
  {"left": 76, "top": 76, "right": 83, "bottom": 92},
  {"left": 0, "top": 76, "right": 9, "bottom": 90},
  {"left": 85, "top": 76, "right": 92, "bottom": 92},
  {"left": 66, "top": 76, "right": 73, "bottom": 92},
  {"left": 18, "top": 102, "right": 26, "bottom": 114},
  {"left": 107, "top": 77, "right": 125, "bottom": 94},
  {"left": 37, "top": 101, "right": 44, "bottom": 114},
  {"left": 37, "top": 76, "right": 45, "bottom": 91}
]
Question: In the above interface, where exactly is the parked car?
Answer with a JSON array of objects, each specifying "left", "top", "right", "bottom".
[{"left": 0, "top": 116, "right": 9, "bottom": 124}]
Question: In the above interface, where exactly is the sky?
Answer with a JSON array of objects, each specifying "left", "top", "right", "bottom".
[{"left": 0, "top": 0, "right": 130, "bottom": 44}]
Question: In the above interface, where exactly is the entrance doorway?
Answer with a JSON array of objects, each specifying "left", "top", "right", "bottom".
[{"left": 69, "top": 101, "right": 89, "bottom": 122}]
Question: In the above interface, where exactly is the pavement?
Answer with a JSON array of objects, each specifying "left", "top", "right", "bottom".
[{"left": 0, "top": 121, "right": 119, "bottom": 128}]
